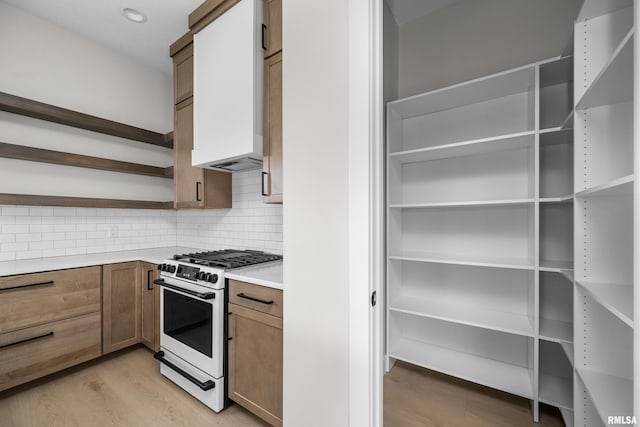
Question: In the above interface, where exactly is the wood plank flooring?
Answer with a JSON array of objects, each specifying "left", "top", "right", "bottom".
[
  {"left": 0, "top": 346, "right": 567, "bottom": 426},
  {"left": 0, "top": 346, "right": 269, "bottom": 427},
  {"left": 384, "top": 361, "right": 566, "bottom": 427}
]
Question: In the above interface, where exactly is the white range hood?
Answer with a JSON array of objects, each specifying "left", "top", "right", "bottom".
[{"left": 192, "top": 0, "right": 263, "bottom": 173}]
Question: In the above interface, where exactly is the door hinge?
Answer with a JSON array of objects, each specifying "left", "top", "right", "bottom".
[{"left": 371, "top": 291, "right": 377, "bottom": 307}]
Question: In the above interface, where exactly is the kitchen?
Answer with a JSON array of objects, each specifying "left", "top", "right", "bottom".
[{"left": 0, "top": 1, "right": 638, "bottom": 427}]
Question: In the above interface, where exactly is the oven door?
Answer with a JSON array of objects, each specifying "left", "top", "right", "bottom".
[{"left": 158, "top": 278, "right": 224, "bottom": 379}]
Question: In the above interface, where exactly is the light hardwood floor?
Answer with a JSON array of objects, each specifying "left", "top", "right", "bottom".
[
  {"left": 384, "top": 361, "right": 566, "bottom": 427},
  {"left": 0, "top": 346, "right": 269, "bottom": 427},
  {"left": 0, "top": 346, "right": 567, "bottom": 427}
]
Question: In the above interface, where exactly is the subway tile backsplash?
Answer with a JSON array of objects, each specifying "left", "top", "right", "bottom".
[
  {"left": 0, "top": 170, "right": 283, "bottom": 261},
  {"left": 0, "top": 206, "right": 177, "bottom": 261},
  {"left": 177, "top": 169, "right": 283, "bottom": 254}
]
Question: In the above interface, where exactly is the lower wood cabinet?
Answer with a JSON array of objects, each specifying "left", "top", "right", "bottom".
[
  {"left": 0, "top": 266, "right": 102, "bottom": 392},
  {"left": 0, "top": 311, "right": 101, "bottom": 392},
  {"left": 102, "top": 262, "right": 141, "bottom": 354},
  {"left": 228, "top": 280, "right": 283, "bottom": 426},
  {"left": 140, "top": 262, "right": 160, "bottom": 352}
]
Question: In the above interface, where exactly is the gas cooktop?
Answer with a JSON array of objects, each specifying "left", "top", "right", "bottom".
[{"left": 172, "top": 249, "right": 282, "bottom": 269}]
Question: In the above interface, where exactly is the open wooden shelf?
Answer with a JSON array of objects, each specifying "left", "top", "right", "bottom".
[
  {"left": 389, "top": 337, "right": 534, "bottom": 400},
  {"left": 576, "top": 279, "right": 634, "bottom": 327},
  {"left": 0, "top": 193, "right": 173, "bottom": 209},
  {"left": 0, "top": 91, "right": 173, "bottom": 149},
  {"left": 577, "top": 368, "right": 633, "bottom": 427},
  {"left": 389, "top": 295, "right": 534, "bottom": 337},
  {"left": 0, "top": 142, "right": 173, "bottom": 178}
]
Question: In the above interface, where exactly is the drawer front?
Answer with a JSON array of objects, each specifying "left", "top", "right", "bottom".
[
  {"left": 229, "top": 280, "right": 283, "bottom": 318},
  {"left": 0, "top": 312, "right": 102, "bottom": 392},
  {"left": 0, "top": 266, "right": 101, "bottom": 334}
]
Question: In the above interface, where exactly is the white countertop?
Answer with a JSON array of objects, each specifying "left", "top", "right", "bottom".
[
  {"left": 0, "top": 247, "right": 199, "bottom": 277},
  {"left": 225, "top": 262, "right": 283, "bottom": 290},
  {"left": 0, "top": 247, "right": 284, "bottom": 289}
]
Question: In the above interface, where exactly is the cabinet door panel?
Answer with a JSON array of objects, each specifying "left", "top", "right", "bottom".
[
  {"left": 174, "top": 99, "right": 205, "bottom": 208},
  {"left": 174, "top": 44, "right": 194, "bottom": 104},
  {"left": 103, "top": 262, "right": 141, "bottom": 354},
  {"left": 140, "top": 262, "right": 160, "bottom": 352},
  {"left": 0, "top": 312, "right": 101, "bottom": 392},
  {"left": 263, "top": 51, "right": 283, "bottom": 203},
  {"left": 229, "top": 303, "right": 283, "bottom": 426},
  {"left": 0, "top": 266, "right": 100, "bottom": 334},
  {"left": 264, "top": 0, "right": 282, "bottom": 58}
]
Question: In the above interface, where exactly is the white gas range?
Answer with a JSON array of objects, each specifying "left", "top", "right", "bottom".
[{"left": 153, "top": 249, "right": 282, "bottom": 412}]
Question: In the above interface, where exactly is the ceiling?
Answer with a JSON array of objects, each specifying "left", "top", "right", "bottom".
[
  {"left": 1, "top": 0, "right": 202, "bottom": 75},
  {"left": 386, "top": 0, "right": 463, "bottom": 26},
  {"left": 2, "top": 0, "right": 462, "bottom": 75}
]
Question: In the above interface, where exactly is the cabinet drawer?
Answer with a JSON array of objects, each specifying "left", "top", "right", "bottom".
[
  {"left": 0, "top": 266, "right": 101, "bottom": 334},
  {"left": 0, "top": 312, "right": 102, "bottom": 392},
  {"left": 229, "top": 280, "right": 283, "bottom": 318}
]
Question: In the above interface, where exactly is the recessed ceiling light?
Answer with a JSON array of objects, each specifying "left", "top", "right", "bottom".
[{"left": 122, "top": 7, "right": 147, "bottom": 23}]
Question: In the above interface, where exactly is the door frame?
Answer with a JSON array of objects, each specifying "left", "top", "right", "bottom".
[{"left": 347, "top": 0, "right": 384, "bottom": 425}]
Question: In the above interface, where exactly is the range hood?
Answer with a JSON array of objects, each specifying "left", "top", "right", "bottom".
[{"left": 192, "top": 0, "right": 263, "bottom": 173}]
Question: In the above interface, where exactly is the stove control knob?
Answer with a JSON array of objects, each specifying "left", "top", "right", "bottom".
[
  {"left": 159, "top": 264, "right": 166, "bottom": 271},
  {"left": 209, "top": 274, "right": 218, "bottom": 283},
  {"left": 204, "top": 273, "right": 212, "bottom": 282},
  {"left": 157, "top": 264, "right": 162, "bottom": 270},
  {"left": 196, "top": 272, "right": 205, "bottom": 281},
  {"left": 168, "top": 265, "right": 176, "bottom": 273}
]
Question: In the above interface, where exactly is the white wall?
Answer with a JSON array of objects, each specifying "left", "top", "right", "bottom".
[
  {"left": 0, "top": 2, "right": 173, "bottom": 202},
  {"left": 397, "top": 0, "right": 583, "bottom": 98},
  {"left": 177, "top": 170, "right": 283, "bottom": 254},
  {"left": 282, "top": 0, "right": 350, "bottom": 425}
]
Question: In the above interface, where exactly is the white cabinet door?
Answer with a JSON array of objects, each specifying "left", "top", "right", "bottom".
[{"left": 192, "top": 0, "right": 263, "bottom": 169}]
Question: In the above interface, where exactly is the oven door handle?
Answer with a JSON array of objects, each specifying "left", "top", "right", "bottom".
[
  {"left": 153, "top": 351, "right": 216, "bottom": 391},
  {"left": 153, "top": 279, "right": 216, "bottom": 300}
]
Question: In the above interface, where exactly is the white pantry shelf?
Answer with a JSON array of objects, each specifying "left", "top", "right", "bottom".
[
  {"left": 574, "top": 175, "right": 634, "bottom": 198},
  {"left": 560, "top": 110, "right": 574, "bottom": 130},
  {"left": 539, "top": 260, "right": 573, "bottom": 273},
  {"left": 540, "top": 195, "right": 573, "bottom": 203},
  {"left": 559, "top": 408, "right": 574, "bottom": 427},
  {"left": 387, "top": 66, "right": 534, "bottom": 119},
  {"left": 559, "top": 342, "right": 574, "bottom": 366},
  {"left": 389, "top": 252, "right": 534, "bottom": 271},
  {"left": 389, "top": 337, "right": 534, "bottom": 400},
  {"left": 389, "top": 198, "right": 534, "bottom": 209},
  {"left": 575, "top": 28, "right": 634, "bottom": 110},
  {"left": 389, "top": 295, "right": 534, "bottom": 337},
  {"left": 539, "top": 373, "right": 573, "bottom": 410},
  {"left": 388, "top": 131, "right": 534, "bottom": 163},
  {"left": 577, "top": 368, "right": 633, "bottom": 427},
  {"left": 539, "top": 318, "right": 573, "bottom": 344},
  {"left": 577, "top": 0, "right": 633, "bottom": 27},
  {"left": 576, "top": 280, "right": 634, "bottom": 328}
]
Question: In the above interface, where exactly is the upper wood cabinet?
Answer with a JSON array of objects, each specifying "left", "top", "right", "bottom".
[
  {"left": 263, "top": 0, "right": 282, "bottom": 58},
  {"left": 173, "top": 43, "right": 194, "bottom": 105},
  {"left": 102, "top": 262, "right": 141, "bottom": 354},
  {"left": 262, "top": 0, "right": 283, "bottom": 204},
  {"left": 140, "top": 262, "right": 160, "bottom": 352},
  {"left": 170, "top": 35, "right": 232, "bottom": 210},
  {"left": 263, "top": 52, "right": 283, "bottom": 204}
]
